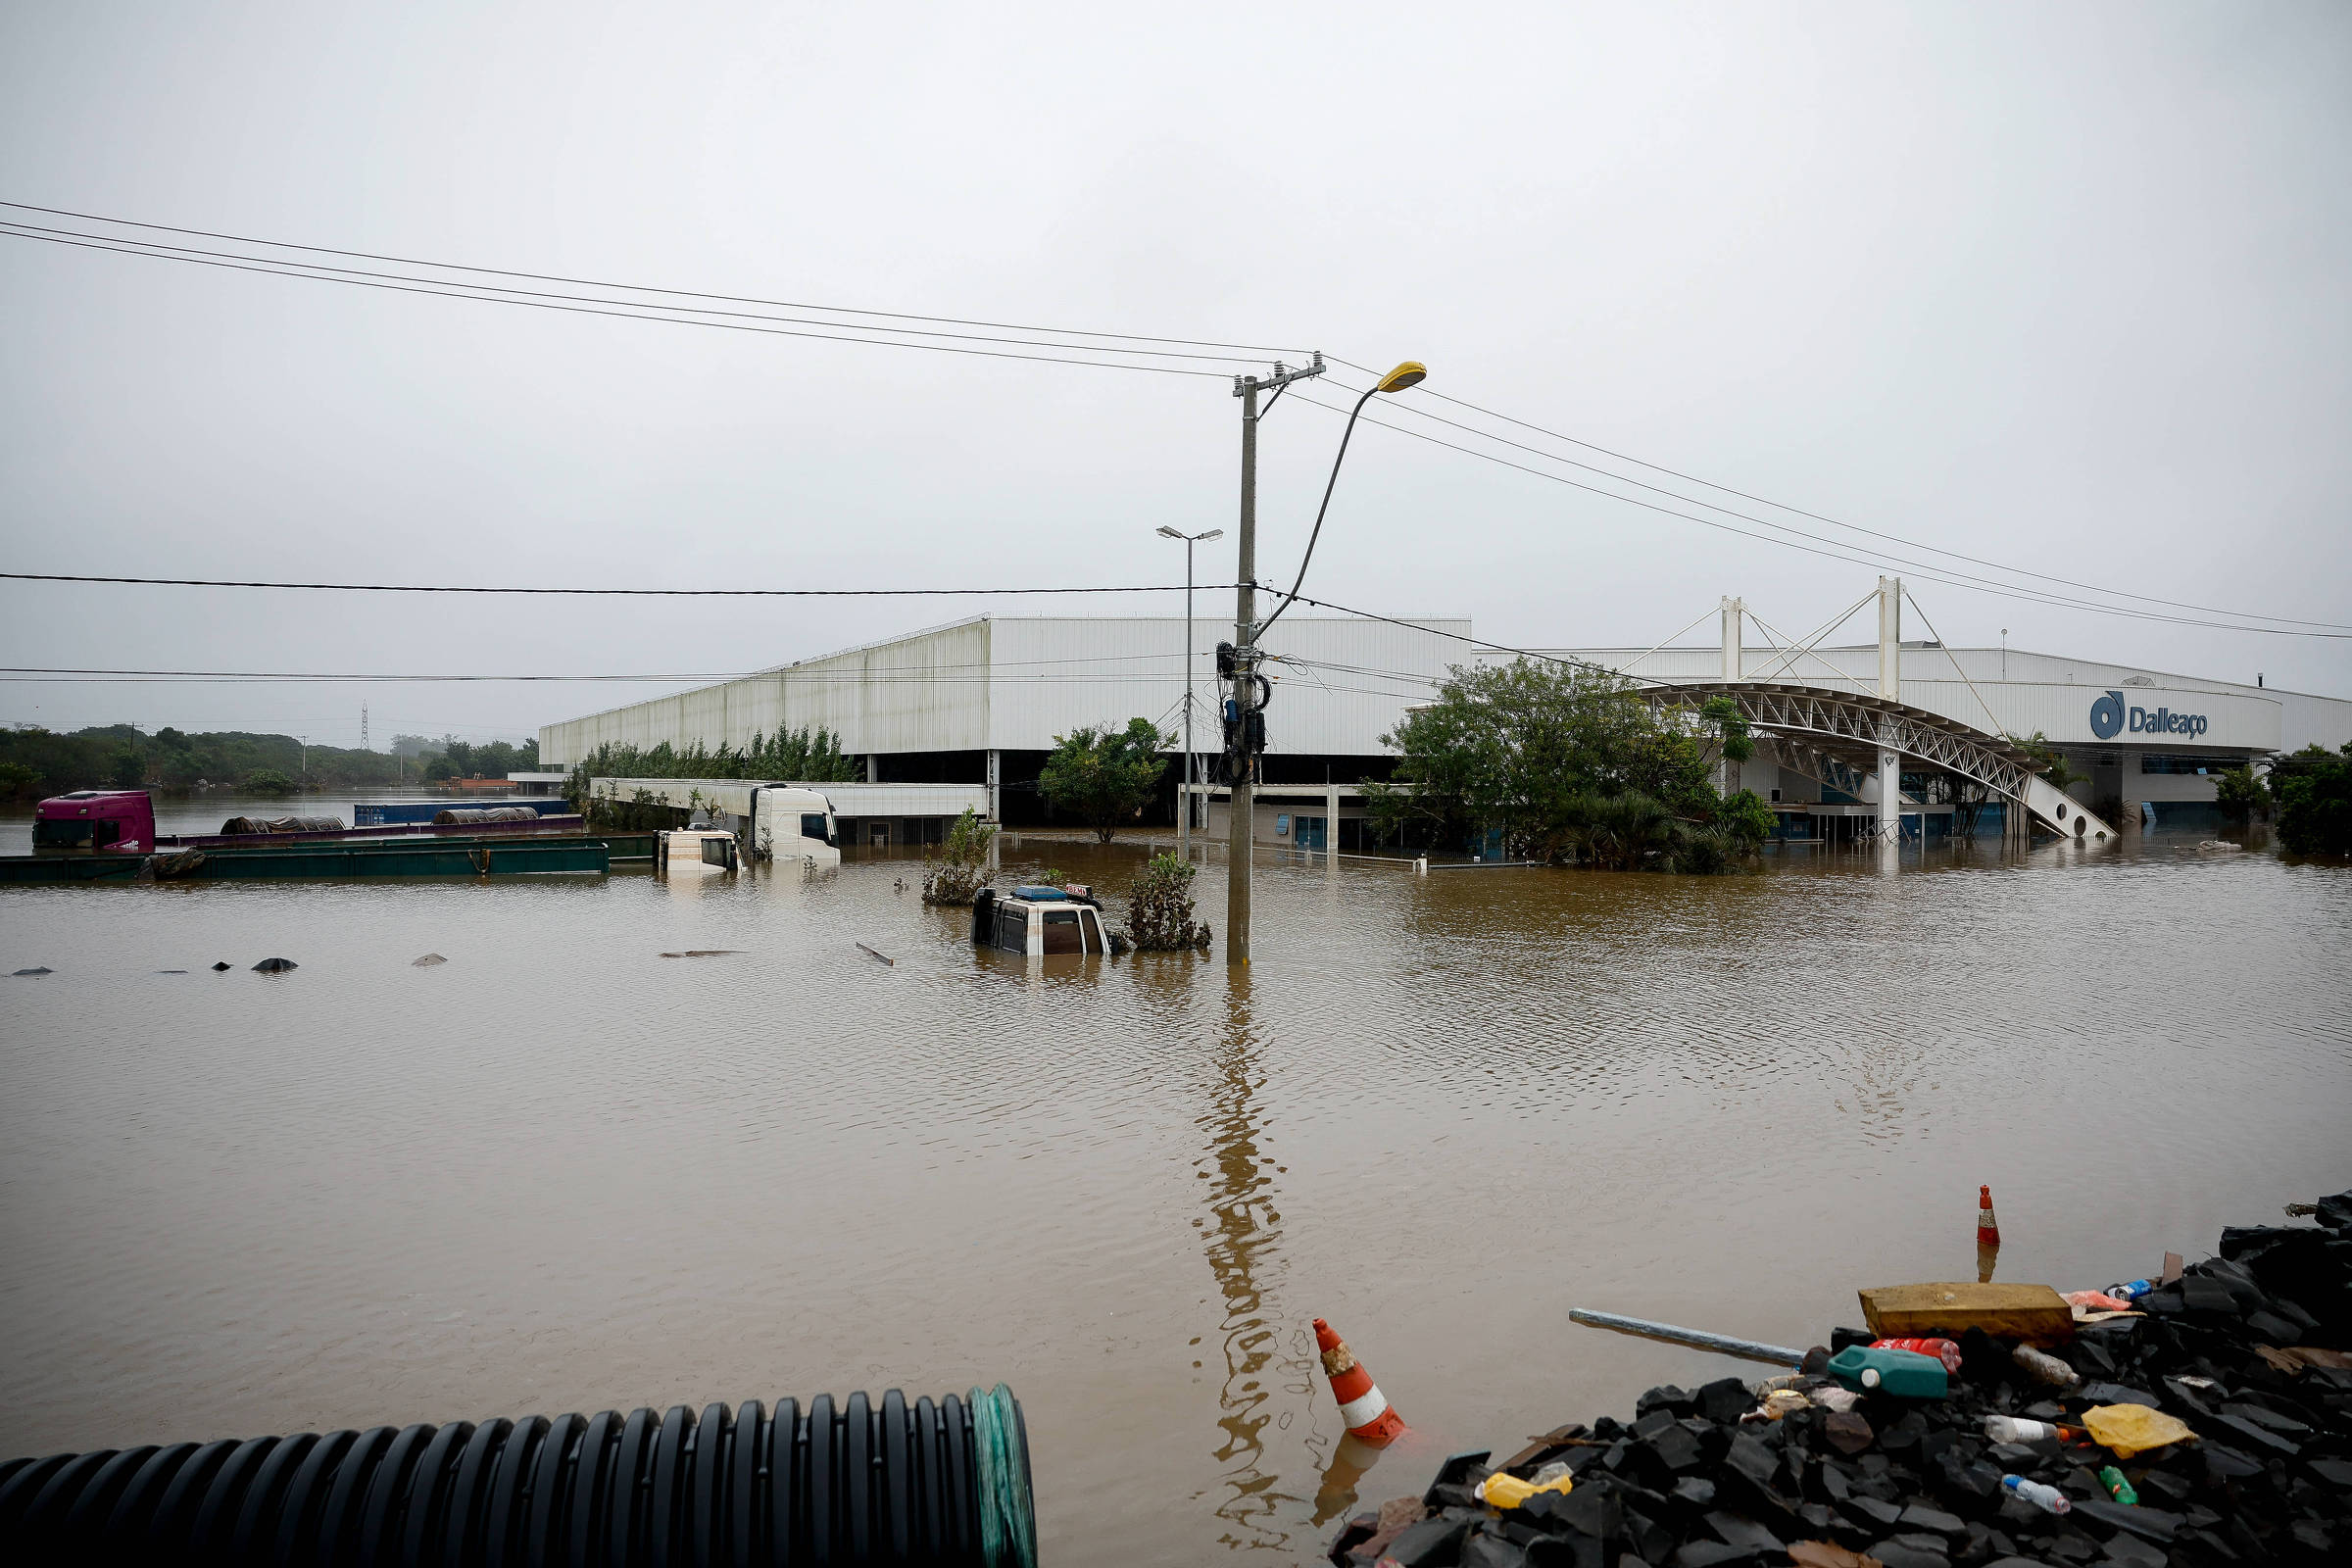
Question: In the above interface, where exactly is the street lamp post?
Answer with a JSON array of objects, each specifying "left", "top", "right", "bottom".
[
  {"left": 1157, "top": 524, "right": 1223, "bottom": 861},
  {"left": 1224, "top": 357, "right": 1426, "bottom": 965}
]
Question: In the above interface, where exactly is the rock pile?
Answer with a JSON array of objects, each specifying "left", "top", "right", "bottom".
[{"left": 1332, "top": 1195, "right": 2352, "bottom": 1568}]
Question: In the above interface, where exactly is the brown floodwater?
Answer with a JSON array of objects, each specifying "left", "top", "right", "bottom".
[{"left": 3, "top": 797, "right": 2349, "bottom": 1563}]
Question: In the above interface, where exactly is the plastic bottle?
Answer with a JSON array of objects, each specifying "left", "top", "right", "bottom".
[
  {"left": 2011, "top": 1343, "right": 2081, "bottom": 1388},
  {"left": 1828, "top": 1345, "right": 1949, "bottom": 1398},
  {"left": 2001, "top": 1475, "right": 2072, "bottom": 1515},
  {"left": 2098, "top": 1466, "right": 2138, "bottom": 1505},
  {"left": 1984, "top": 1415, "right": 2062, "bottom": 1444},
  {"left": 1870, "top": 1338, "right": 1963, "bottom": 1373},
  {"left": 2106, "top": 1279, "right": 2155, "bottom": 1302}
]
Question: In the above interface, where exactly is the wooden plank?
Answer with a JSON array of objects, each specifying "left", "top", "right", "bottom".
[{"left": 1858, "top": 1283, "right": 2074, "bottom": 1346}]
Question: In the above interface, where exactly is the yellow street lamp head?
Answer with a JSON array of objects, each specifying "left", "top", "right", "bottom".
[{"left": 1375, "top": 361, "right": 1427, "bottom": 393}]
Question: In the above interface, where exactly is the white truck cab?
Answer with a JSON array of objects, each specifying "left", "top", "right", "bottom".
[{"left": 970, "top": 885, "right": 1113, "bottom": 956}]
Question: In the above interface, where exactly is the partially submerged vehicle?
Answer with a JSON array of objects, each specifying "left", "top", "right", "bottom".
[
  {"left": 970, "top": 885, "right": 1115, "bottom": 956},
  {"left": 31, "top": 791, "right": 156, "bottom": 854},
  {"left": 656, "top": 829, "right": 741, "bottom": 873}
]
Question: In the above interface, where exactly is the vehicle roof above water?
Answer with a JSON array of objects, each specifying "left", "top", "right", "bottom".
[{"left": 37, "top": 791, "right": 152, "bottom": 816}]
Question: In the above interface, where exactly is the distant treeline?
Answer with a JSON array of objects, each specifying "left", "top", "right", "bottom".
[
  {"left": 568, "top": 729, "right": 859, "bottom": 786},
  {"left": 0, "top": 725, "right": 538, "bottom": 800}
]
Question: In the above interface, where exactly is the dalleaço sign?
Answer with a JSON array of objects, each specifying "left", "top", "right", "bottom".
[{"left": 2090, "top": 689, "right": 2208, "bottom": 740}]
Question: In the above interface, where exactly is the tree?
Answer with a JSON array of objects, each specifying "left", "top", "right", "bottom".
[
  {"left": 2272, "top": 743, "right": 2352, "bottom": 857},
  {"left": 922, "top": 808, "right": 996, "bottom": 905},
  {"left": 246, "top": 767, "right": 297, "bottom": 797},
  {"left": 2212, "top": 764, "right": 2270, "bottom": 825},
  {"left": 2009, "top": 731, "right": 2081, "bottom": 791},
  {"left": 0, "top": 760, "right": 38, "bottom": 801},
  {"left": 1124, "top": 852, "right": 1211, "bottom": 950},
  {"left": 1038, "top": 718, "right": 1168, "bottom": 842}
]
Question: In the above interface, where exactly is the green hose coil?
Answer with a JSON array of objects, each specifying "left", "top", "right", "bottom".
[{"left": 968, "top": 1382, "right": 1039, "bottom": 1568}]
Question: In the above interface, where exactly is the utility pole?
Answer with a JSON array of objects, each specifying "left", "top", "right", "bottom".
[
  {"left": 1230, "top": 374, "right": 1259, "bottom": 965},
  {"left": 1226, "top": 357, "right": 1328, "bottom": 964}
]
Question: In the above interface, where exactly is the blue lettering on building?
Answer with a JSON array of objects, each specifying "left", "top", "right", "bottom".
[
  {"left": 2090, "top": 689, "right": 2208, "bottom": 739},
  {"left": 2129, "top": 705, "right": 2208, "bottom": 737}
]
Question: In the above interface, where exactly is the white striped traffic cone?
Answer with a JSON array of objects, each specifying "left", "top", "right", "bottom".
[
  {"left": 1314, "top": 1316, "right": 1406, "bottom": 1446},
  {"left": 1978, "top": 1184, "right": 2001, "bottom": 1248}
]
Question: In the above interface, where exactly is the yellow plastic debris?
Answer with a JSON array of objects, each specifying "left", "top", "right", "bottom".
[
  {"left": 1476, "top": 1471, "right": 1574, "bottom": 1510},
  {"left": 2082, "top": 1403, "right": 2196, "bottom": 1458}
]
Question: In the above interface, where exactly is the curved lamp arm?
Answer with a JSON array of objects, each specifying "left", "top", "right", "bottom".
[{"left": 1257, "top": 362, "right": 1424, "bottom": 637}]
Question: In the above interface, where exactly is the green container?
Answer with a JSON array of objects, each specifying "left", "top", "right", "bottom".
[{"left": 1828, "top": 1345, "right": 1949, "bottom": 1398}]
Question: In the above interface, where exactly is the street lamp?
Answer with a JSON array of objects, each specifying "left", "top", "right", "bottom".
[
  {"left": 1157, "top": 525, "right": 1223, "bottom": 860},
  {"left": 1225, "top": 357, "right": 1425, "bottom": 963},
  {"left": 1258, "top": 362, "right": 1427, "bottom": 635}
]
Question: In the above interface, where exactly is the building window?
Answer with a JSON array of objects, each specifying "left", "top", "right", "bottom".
[{"left": 2140, "top": 755, "right": 2230, "bottom": 775}]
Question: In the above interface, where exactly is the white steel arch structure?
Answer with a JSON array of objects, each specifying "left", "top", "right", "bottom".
[{"left": 1645, "top": 680, "right": 2117, "bottom": 842}]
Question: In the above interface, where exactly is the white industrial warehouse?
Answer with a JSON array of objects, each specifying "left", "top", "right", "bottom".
[{"left": 540, "top": 606, "right": 2352, "bottom": 849}]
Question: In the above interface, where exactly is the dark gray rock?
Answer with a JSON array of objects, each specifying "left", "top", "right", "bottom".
[
  {"left": 11, "top": 966, "right": 53, "bottom": 976},
  {"left": 1701, "top": 1513, "right": 1781, "bottom": 1553},
  {"left": 1896, "top": 1503, "right": 1967, "bottom": 1540},
  {"left": 1638, "top": 1386, "right": 1694, "bottom": 1419},
  {"left": 1381, "top": 1512, "right": 1473, "bottom": 1567},
  {"left": 1694, "top": 1378, "right": 1752, "bottom": 1425},
  {"left": 1865, "top": 1540, "right": 1950, "bottom": 1568},
  {"left": 252, "top": 956, "right": 298, "bottom": 972}
]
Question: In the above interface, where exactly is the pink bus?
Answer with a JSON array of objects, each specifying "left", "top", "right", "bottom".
[{"left": 32, "top": 790, "right": 158, "bottom": 854}]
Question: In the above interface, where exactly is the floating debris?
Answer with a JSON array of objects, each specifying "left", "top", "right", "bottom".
[
  {"left": 251, "top": 957, "right": 298, "bottom": 973},
  {"left": 12, "top": 966, "right": 53, "bottom": 976},
  {"left": 157, "top": 969, "right": 187, "bottom": 974},
  {"left": 411, "top": 954, "right": 448, "bottom": 967},
  {"left": 211, "top": 961, "right": 232, "bottom": 971},
  {"left": 857, "top": 942, "right": 896, "bottom": 966},
  {"left": 659, "top": 950, "right": 743, "bottom": 958}
]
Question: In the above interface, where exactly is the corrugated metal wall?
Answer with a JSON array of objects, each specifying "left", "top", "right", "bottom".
[{"left": 542, "top": 614, "right": 1466, "bottom": 764}]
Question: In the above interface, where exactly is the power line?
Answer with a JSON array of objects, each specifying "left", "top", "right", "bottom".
[
  {"left": 1, "top": 199, "right": 1313, "bottom": 357},
  {"left": 1324, "top": 355, "right": 2351, "bottom": 634},
  {"left": 0, "top": 217, "right": 1280, "bottom": 368},
  {"left": 0, "top": 225, "right": 1238, "bottom": 379},
  {"left": 1289, "top": 390, "right": 2352, "bottom": 639},
  {"left": 0, "top": 572, "right": 1236, "bottom": 596}
]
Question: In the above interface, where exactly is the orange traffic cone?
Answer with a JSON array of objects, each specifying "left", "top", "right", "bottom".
[
  {"left": 1314, "top": 1317, "right": 1406, "bottom": 1446},
  {"left": 1977, "top": 1185, "right": 2001, "bottom": 1248}
]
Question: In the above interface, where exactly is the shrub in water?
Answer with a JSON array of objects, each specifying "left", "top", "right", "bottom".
[
  {"left": 1124, "top": 853, "right": 1210, "bottom": 952},
  {"left": 922, "top": 808, "right": 997, "bottom": 906}
]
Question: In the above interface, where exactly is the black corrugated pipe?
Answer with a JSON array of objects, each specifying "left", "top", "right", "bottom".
[{"left": 0, "top": 1385, "right": 1037, "bottom": 1566}]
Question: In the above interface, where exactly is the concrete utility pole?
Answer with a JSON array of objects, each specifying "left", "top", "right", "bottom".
[
  {"left": 1225, "top": 352, "right": 1418, "bottom": 963},
  {"left": 1229, "top": 374, "right": 1261, "bottom": 964},
  {"left": 1719, "top": 596, "right": 1744, "bottom": 795}
]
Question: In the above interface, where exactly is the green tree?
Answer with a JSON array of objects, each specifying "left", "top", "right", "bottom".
[
  {"left": 2212, "top": 764, "right": 2270, "bottom": 825},
  {"left": 2272, "top": 743, "right": 2352, "bottom": 857},
  {"left": 2009, "top": 731, "right": 2082, "bottom": 791},
  {"left": 0, "top": 760, "right": 38, "bottom": 801},
  {"left": 1038, "top": 718, "right": 1168, "bottom": 842},
  {"left": 922, "top": 808, "right": 997, "bottom": 905},
  {"left": 246, "top": 767, "right": 298, "bottom": 797}
]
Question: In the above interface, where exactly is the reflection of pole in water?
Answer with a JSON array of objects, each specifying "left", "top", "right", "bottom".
[
  {"left": 1194, "top": 970, "right": 1304, "bottom": 1550},
  {"left": 1311, "top": 1432, "right": 1387, "bottom": 1527}
]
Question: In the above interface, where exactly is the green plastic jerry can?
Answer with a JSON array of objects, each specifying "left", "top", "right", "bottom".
[{"left": 1828, "top": 1345, "right": 1949, "bottom": 1398}]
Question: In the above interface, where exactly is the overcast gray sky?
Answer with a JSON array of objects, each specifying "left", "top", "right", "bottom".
[{"left": 4, "top": 2, "right": 2347, "bottom": 748}]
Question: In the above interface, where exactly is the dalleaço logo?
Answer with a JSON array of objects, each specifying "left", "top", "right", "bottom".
[{"left": 2091, "top": 689, "right": 2209, "bottom": 740}]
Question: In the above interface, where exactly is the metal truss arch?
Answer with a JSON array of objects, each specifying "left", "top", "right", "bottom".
[{"left": 1645, "top": 681, "right": 2115, "bottom": 841}]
